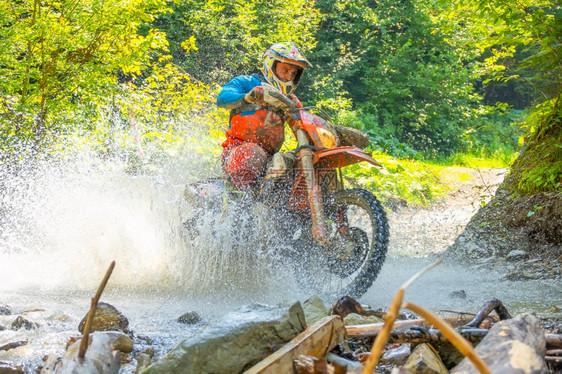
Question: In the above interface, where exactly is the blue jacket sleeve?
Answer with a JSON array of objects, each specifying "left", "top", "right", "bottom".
[{"left": 216, "top": 75, "right": 262, "bottom": 109}]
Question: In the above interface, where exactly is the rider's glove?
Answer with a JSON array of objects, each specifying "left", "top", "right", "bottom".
[
  {"left": 288, "top": 93, "right": 303, "bottom": 109},
  {"left": 244, "top": 86, "right": 265, "bottom": 105}
]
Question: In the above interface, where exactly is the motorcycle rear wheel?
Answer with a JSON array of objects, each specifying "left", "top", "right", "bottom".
[{"left": 296, "top": 188, "right": 389, "bottom": 299}]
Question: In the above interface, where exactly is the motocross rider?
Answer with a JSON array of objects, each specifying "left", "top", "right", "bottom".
[{"left": 216, "top": 42, "right": 312, "bottom": 190}]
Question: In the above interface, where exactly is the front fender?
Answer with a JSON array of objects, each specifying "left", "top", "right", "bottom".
[{"left": 312, "top": 146, "right": 383, "bottom": 170}]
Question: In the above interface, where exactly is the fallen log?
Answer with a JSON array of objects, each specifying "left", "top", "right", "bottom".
[
  {"left": 348, "top": 324, "right": 562, "bottom": 350},
  {"left": 346, "top": 315, "right": 475, "bottom": 339},
  {"left": 464, "top": 298, "right": 512, "bottom": 328},
  {"left": 451, "top": 313, "right": 547, "bottom": 373},
  {"left": 547, "top": 333, "right": 562, "bottom": 349},
  {"left": 388, "top": 328, "right": 488, "bottom": 345},
  {"left": 245, "top": 315, "right": 345, "bottom": 374}
]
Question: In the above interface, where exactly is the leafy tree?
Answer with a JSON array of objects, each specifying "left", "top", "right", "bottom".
[
  {"left": 0, "top": 0, "right": 170, "bottom": 156},
  {"left": 438, "top": 0, "right": 561, "bottom": 193},
  {"left": 301, "top": 0, "right": 481, "bottom": 157},
  {"left": 152, "top": 0, "right": 321, "bottom": 84}
]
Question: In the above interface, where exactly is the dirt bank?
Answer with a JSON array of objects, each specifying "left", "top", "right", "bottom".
[{"left": 386, "top": 167, "right": 508, "bottom": 256}]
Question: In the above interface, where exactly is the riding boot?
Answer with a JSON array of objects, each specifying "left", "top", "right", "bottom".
[{"left": 264, "top": 152, "right": 296, "bottom": 180}]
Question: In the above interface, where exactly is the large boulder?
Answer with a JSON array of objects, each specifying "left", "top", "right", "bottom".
[
  {"left": 78, "top": 302, "right": 129, "bottom": 333},
  {"left": 143, "top": 302, "right": 306, "bottom": 374},
  {"left": 302, "top": 296, "right": 329, "bottom": 325}
]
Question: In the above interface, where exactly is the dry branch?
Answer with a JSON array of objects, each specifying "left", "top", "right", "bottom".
[
  {"left": 78, "top": 261, "right": 116, "bottom": 358},
  {"left": 465, "top": 298, "right": 511, "bottom": 328}
]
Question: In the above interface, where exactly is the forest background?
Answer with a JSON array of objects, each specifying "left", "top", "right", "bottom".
[{"left": 0, "top": 0, "right": 560, "bottom": 207}]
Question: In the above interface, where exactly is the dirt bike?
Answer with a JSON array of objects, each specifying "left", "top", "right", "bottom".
[{"left": 183, "top": 84, "right": 389, "bottom": 298}]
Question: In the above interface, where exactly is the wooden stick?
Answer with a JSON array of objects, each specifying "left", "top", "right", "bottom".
[
  {"left": 78, "top": 261, "right": 116, "bottom": 359},
  {"left": 346, "top": 315, "right": 475, "bottom": 338},
  {"left": 403, "top": 302, "right": 491, "bottom": 374},
  {"left": 465, "top": 298, "right": 512, "bottom": 328},
  {"left": 361, "top": 259, "right": 442, "bottom": 373}
]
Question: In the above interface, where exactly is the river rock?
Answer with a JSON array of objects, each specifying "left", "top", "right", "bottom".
[
  {"left": 434, "top": 342, "right": 465, "bottom": 369},
  {"left": 448, "top": 290, "right": 467, "bottom": 299},
  {"left": 10, "top": 316, "right": 37, "bottom": 330},
  {"left": 332, "top": 295, "right": 366, "bottom": 318},
  {"left": 506, "top": 250, "right": 527, "bottom": 259},
  {"left": 0, "top": 361, "right": 24, "bottom": 374},
  {"left": 343, "top": 313, "right": 383, "bottom": 325},
  {"left": 143, "top": 302, "right": 306, "bottom": 374},
  {"left": 177, "top": 311, "right": 202, "bottom": 325},
  {"left": 381, "top": 344, "right": 411, "bottom": 365},
  {"left": 45, "top": 331, "right": 120, "bottom": 374},
  {"left": 78, "top": 302, "right": 129, "bottom": 333},
  {"left": 403, "top": 343, "right": 448, "bottom": 374},
  {"left": 302, "top": 295, "right": 329, "bottom": 325},
  {"left": 135, "top": 352, "right": 152, "bottom": 374},
  {"left": 103, "top": 331, "right": 134, "bottom": 353},
  {"left": 0, "top": 341, "right": 28, "bottom": 351}
]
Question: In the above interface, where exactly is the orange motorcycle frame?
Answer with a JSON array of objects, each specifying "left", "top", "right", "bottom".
[{"left": 287, "top": 110, "right": 381, "bottom": 244}]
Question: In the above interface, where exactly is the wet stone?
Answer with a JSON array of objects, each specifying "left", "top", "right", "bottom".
[
  {"left": 0, "top": 361, "right": 24, "bottom": 374},
  {"left": 0, "top": 306, "right": 12, "bottom": 315},
  {"left": 0, "top": 340, "right": 28, "bottom": 351},
  {"left": 302, "top": 295, "right": 329, "bottom": 325},
  {"left": 104, "top": 331, "right": 134, "bottom": 353},
  {"left": 177, "top": 311, "right": 202, "bottom": 325},
  {"left": 343, "top": 313, "right": 383, "bottom": 326},
  {"left": 144, "top": 302, "right": 306, "bottom": 374},
  {"left": 332, "top": 296, "right": 366, "bottom": 318},
  {"left": 10, "top": 316, "right": 37, "bottom": 330},
  {"left": 381, "top": 344, "right": 411, "bottom": 365},
  {"left": 506, "top": 250, "right": 527, "bottom": 259},
  {"left": 135, "top": 352, "right": 152, "bottom": 374},
  {"left": 403, "top": 343, "right": 448, "bottom": 374},
  {"left": 78, "top": 302, "right": 129, "bottom": 333},
  {"left": 448, "top": 290, "right": 467, "bottom": 299}
]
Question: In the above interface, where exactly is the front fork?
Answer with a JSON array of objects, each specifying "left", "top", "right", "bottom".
[{"left": 296, "top": 129, "right": 329, "bottom": 245}]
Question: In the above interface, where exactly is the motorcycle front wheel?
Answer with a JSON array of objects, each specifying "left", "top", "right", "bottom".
[{"left": 296, "top": 188, "right": 389, "bottom": 299}]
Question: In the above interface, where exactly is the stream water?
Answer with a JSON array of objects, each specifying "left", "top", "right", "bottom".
[{"left": 1, "top": 157, "right": 560, "bottom": 373}]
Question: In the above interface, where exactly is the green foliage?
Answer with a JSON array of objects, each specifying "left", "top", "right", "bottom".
[
  {"left": 0, "top": 0, "right": 170, "bottom": 155},
  {"left": 514, "top": 98, "right": 562, "bottom": 194},
  {"left": 345, "top": 152, "right": 469, "bottom": 206},
  {"left": 301, "top": 0, "right": 481, "bottom": 157},
  {"left": 151, "top": 0, "right": 321, "bottom": 84},
  {"left": 1, "top": 0, "right": 559, "bottom": 202}
]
